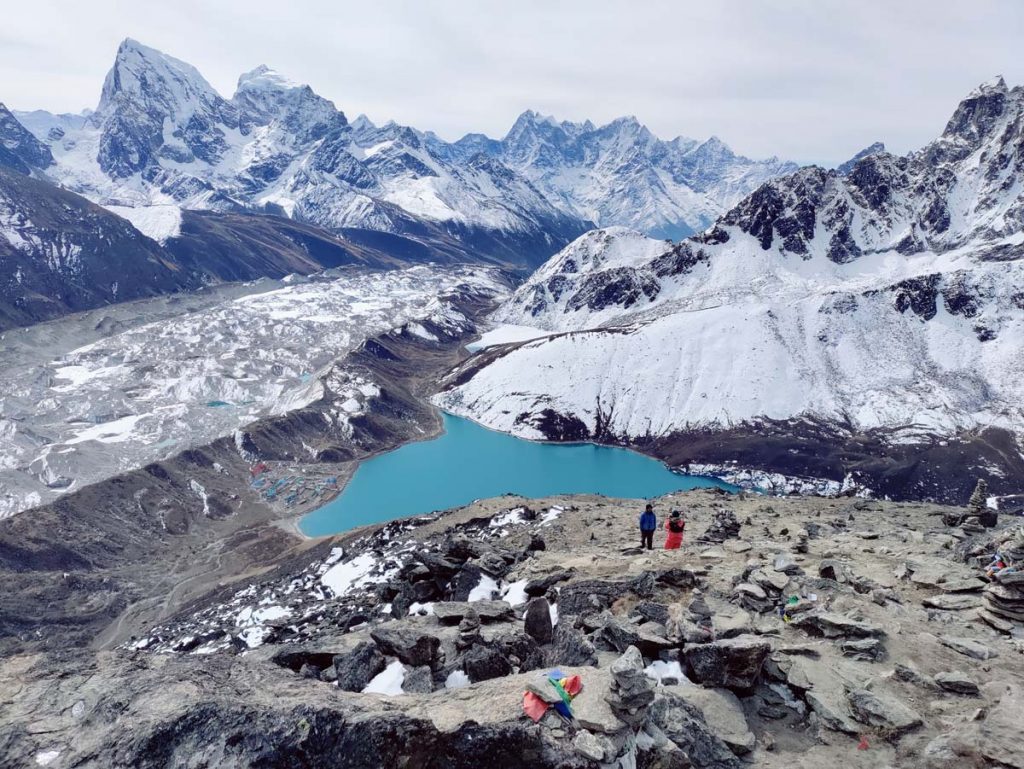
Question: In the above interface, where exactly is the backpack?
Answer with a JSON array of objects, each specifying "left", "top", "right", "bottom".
[{"left": 669, "top": 518, "right": 685, "bottom": 534}]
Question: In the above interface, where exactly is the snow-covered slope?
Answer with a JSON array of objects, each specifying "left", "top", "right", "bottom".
[{"left": 436, "top": 79, "right": 1024, "bottom": 499}]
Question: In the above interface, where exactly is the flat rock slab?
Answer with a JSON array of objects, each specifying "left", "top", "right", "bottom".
[
  {"left": 940, "top": 636, "right": 999, "bottom": 660},
  {"left": 934, "top": 671, "right": 980, "bottom": 695},
  {"left": 847, "top": 688, "right": 923, "bottom": 735},
  {"left": 791, "top": 611, "right": 883, "bottom": 639},
  {"left": 432, "top": 601, "right": 514, "bottom": 624},
  {"left": 941, "top": 578, "right": 986, "bottom": 593},
  {"left": 923, "top": 593, "right": 981, "bottom": 611}
]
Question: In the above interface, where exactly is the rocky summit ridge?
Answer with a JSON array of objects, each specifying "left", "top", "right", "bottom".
[{"left": 3, "top": 488, "right": 1024, "bottom": 768}]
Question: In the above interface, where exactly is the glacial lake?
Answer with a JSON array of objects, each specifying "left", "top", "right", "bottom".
[{"left": 299, "top": 413, "right": 735, "bottom": 536}]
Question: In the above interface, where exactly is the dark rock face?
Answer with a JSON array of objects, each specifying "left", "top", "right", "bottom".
[
  {"left": 370, "top": 627, "right": 441, "bottom": 669},
  {"left": 514, "top": 409, "right": 590, "bottom": 442},
  {"left": 0, "top": 166, "right": 199, "bottom": 331},
  {"left": 402, "top": 665, "right": 435, "bottom": 694},
  {"left": 101, "top": 701, "right": 581, "bottom": 769},
  {"left": 683, "top": 635, "right": 771, "bottom": 691},
  {"left": 523, "top": 598, "right": 553, "bottom": 645},
  {"left": 0, "top": 103, "right": 53, "bottom": 174},
  {"left": 333, "top": 642, "right": 386, "bottom": 692},
  {"left": 564, "top": 267, "right": 660, "bottom": 312}
]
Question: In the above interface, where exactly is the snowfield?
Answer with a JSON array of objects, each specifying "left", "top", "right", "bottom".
[
  {"left": 104, "top": 204, "right": 182, "bottom": 243},
  {"left": 0, "top": 266, "right": 506, "bottom": 518}
]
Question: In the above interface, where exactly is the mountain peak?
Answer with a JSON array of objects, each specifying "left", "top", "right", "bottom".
[
  {"left": 939, "top": 75, "right": 1013, "bottom": 150},
  {"left": 99, "top": 38, "right": 222, "bottom": 115},
  {"left": 967, "top": 75, "right": 1007, "bottom": 99},
  {"left": 836, "top": 141, "right": 885, "bottom": 175},
  {"left": 236, "top": 65, "right": 301, "bottom": 93}
]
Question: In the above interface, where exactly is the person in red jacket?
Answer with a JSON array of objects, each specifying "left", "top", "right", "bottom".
[{"left": 664, "top": 510, "right": 685, "bottom": 550}]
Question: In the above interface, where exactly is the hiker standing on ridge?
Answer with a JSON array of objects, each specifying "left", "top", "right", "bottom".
[
  {"left": 639, "top": 503, "right": 657, "bottom": 550},
  {"left": 665, "top": 510, "right": 685, "bottom": 550}
]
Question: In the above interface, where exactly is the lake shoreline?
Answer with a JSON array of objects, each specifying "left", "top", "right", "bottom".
[{"left": 296, "top": 409, "right": 736, "bottom": 538}]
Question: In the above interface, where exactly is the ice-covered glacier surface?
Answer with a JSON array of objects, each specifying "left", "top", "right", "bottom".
[{"left": 0, "top": 266, "right": 505, "bottom": 518}]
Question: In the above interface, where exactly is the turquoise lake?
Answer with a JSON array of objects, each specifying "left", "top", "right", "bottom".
[{"left": 299, "top": 413, "right": 735, "bottom": 537}]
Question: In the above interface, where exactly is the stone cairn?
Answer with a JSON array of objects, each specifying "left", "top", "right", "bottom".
[
  {"left": 946, "top": 479, "right": 997, "bottom": 529},
  {"left": 700, "top": 510, "right": 741, "bottom": 543},
  {"left": 606, "top": 646, "right": 656, "bottom": 728},
  {"left": 456, "top": 609, "right": 481, "bottom": 651},
  {"left": 981, "top": 528, "right": 1024, "bottom": 633}
]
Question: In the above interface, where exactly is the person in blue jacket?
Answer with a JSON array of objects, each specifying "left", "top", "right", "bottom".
[{"left": 639, "top": 503, "right": 657, "bottom": 550}]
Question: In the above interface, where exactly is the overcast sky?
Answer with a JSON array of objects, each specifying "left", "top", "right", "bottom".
[{"left": 2, "top": 0, "right": 1022, "bottom": 165}]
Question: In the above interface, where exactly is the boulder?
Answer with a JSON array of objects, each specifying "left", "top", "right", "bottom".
[
  {"left": 333, "top": 642, "right": 386, "bottom": 692},
  {"left": 847, "top": 688, "right": 923, "bottom": 735},
  {"left": 447, "top": 564, "right": 484, "bottom": 601},
  {"left": 370, "top": 626, "right": 441, "bottom": 668},
  {"left": 523, "top": 597, "right": 553, "bottom": 645},
  {"left": 818, "top": 559, "right": 846, "bottom": 582},
  {"left": 546, "top": 624, "right": 598, "bottom": 667},
  {"left": 655, "top": 568, "right": 703, "bottom": 589},
  {"left": 595, "top": 616, "right": 641, "bottom": 653},
  {"left": 557, "top": 579, "right": 633, "bottom": 616},
  {"left": 732, "top": 582, "right": 770, "bottom": 613},
  {"left": 402, "top": 665, "right": 434, "bottom": 694},
  {"left": 894, "top": 663, "right": 937, "bottom": 689},
  {"left": 934, "top": 671, "right": 980, "bottom": 696},
  {"left": 667, "top": 685, "right": 756, "bottom": 755},
  {"left": 460, "top": 644, "right": 512, "bottom": 682},
  {"left": 569, "top": 668, "right": 625, "bottom": 734},
  {"left": 573, "top": 731, "right": 608, "bottom": 762},
  {"left": 946, "top": 683, "right": 1024, "bottom": 768},
  {"left": 684, "top": 635, "right": 771, "bottom": 691},
  {"left": 841, "top": 637, "right": 884, "bottom": 661},
  {"left": 940, "top": 636, "right": 999, "bottom": 660},
  {"left": 491, "top": 630, "right": 543, "bottom": 673}
]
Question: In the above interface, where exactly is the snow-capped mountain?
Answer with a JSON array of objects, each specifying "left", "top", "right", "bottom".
[
  {"left": 436, "top": 78, "right": 1024, "bottom": 501},
  {"left": 14, "top": 39, "right": 586, "bottom": 266},
  {"left": 11, "top": 39, "right": 796, "bottom": 270},
  {"left": 456, "top": 110, "right": 799, "bottom": 240}
]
